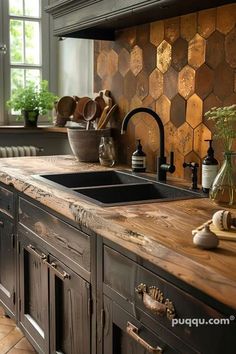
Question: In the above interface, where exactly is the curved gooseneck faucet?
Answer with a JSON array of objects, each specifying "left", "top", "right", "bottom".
[{"left": 121, "top": 107, "right": 175, "bottom": 181}]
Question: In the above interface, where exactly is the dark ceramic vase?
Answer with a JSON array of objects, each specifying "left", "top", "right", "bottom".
[{"left": 22, "top": 110, "right": 39, "bottom": 128}]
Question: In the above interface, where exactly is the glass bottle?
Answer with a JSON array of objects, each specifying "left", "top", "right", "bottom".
[
  {"left": 99, "top": 136, "right": 116, "bottom": 167},
  {"left": 210, "top": 151, "right": 236, "bottom": 207}
]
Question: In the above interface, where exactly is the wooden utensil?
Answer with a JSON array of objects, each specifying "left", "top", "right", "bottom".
[
  {"left": 83, "top": 99, "right": 100, "bottom": 130},
  {"left": 94, "top": 92, "right": 106, "bottom": 112},
  {"left": 57, "top": 96, "right": 76, "bottom": 118},
  {"left": 97, "top": 104, "right": 118, "bottom": 130},
  {"left": 72, "top": 96, "right": 90, "bottom": 122},
  {"left": 96, "top": 105, "right": 110, "bottom": 130}
]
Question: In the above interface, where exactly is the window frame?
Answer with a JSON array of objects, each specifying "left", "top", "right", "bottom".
[{"left": 0, "top": 0, "right": 58, "bottom": 126}]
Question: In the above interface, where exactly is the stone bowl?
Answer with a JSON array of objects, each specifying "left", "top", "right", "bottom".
[{"left": 67, "top": 127, "right": 111, "bottom": 162}]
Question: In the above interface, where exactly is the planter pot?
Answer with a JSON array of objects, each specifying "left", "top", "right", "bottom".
[
  {"left": 22, "top": 110, "right": 39, "bottom": 128},
  {"left": 67, "top": 127, "right": 111, "bottom": 162}
]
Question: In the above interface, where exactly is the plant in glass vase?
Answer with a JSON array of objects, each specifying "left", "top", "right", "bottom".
[
  {"left": 205, "top": 104, "right": 236, "bottom": 207},
  {"left": 7, "top": 80, "right": 57, "bottom": 127}
]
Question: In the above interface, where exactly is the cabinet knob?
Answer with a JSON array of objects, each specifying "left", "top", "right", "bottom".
[{"left": 0, "top": 220, "right": 4, "bottom": 227}]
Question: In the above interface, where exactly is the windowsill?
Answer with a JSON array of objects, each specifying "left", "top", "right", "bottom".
[{"left": 0, "top": 125, "right": 67, "bottom": 134}]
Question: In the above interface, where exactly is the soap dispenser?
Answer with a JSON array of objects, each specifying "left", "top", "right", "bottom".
[
  {"left": 132, "top": 139, "right": 146, "bottom": 172},
  {"left": 202, "top": 139, "right": 218, "bottom": 193}
]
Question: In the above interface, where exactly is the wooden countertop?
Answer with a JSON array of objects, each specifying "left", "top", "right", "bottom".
[{"left": 0, "top": 155, "right": 235, "bottom": 310}]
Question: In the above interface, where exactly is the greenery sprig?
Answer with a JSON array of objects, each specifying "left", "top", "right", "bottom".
[
  {"left": 204, "top": 104, "right": 236, "bottom": 152},
  {"left": 7, "top": 80, "right": 58, "bottom": 119}
]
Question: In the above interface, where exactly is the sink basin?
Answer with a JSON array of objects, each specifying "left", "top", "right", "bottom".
[
  {"left": 35, "top": 170, "right": 145, "bottom": 188},
  {"left": 33, "top": 170, "right": 204, "bottom": 206}
]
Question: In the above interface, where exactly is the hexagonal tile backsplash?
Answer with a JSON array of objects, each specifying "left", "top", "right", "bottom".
[{"left": 94, "top": 4, "right": 236, "bottom": 178}]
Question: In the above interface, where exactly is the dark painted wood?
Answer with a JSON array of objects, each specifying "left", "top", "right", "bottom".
[
  {"left": 0, "top": 213, "right": 16, "bottom": 316},
  {"left": 103, "top": 295, "right": 186, "bottom": 354},
  {"left": 0, "top": 186, "right": 14, "bottom": 218},
  {"left": 103, "top": 245, "right": 236, "bottom": 354},
  {"left": 49, "top": 255, "right": 91, "bottom": 354},
  {"left": 45, "top": 0, "right": 235, "bottom": 39},
  {"left": 18, "top": 229, "right": 49, "bottom": 354},
  {"left": 19, "top": 197, "right": 91, "bottom": 273}
]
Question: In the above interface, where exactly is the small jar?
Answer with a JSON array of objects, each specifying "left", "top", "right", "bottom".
[{"left": 99, "top": 136, "right": 116, "bottom": 167}]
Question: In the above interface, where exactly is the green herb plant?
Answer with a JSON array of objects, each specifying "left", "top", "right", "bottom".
[
  {"left": 205, "top": 104, "right": 236, "bottom": 152},
  {"left": 7, "top": 80, "right": 58, "bottom": 121}
]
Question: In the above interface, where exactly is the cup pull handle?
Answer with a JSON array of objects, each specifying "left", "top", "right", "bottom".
[{"left": 126, "top": 322, "right": 163, "bottom": 353}]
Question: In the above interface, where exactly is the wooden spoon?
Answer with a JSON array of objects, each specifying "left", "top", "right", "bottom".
[
  {"left": 96, "top": 106, "right": 110, "bottom": 130},
  {"left": 83, "top": 100, "right": 100, "bottom": 130},
  {"left": 97, "top": 104, "right": 118, "bottom": 129}
]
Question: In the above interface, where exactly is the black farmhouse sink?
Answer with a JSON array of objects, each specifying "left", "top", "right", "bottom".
[{"left": 33, "top": 170, "right": 204, "bottom": 207}]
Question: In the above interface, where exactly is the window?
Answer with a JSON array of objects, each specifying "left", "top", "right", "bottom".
[{"left": 0, "top": 0, "right": 57, "bottom": 125}]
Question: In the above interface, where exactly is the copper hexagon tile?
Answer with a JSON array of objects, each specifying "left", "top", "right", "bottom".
[
  {"left": 172, "top": 38, "right": 188, "bottom": 71},
  {"left": 193, "top": 123, "right": 212, "bottom": 158},
  {"left": 130, "top": 95, "right": 143, "bottom": 110},
  {"left": 214, "top": 61, "right": 234, "bottom": 100},
  {"left": 149, "top": 68, "right": 163, "bottom": 100},
  {"left": 142, "top": 42, "right": 157, "bottom": 75},
  {"left": 136, "top": 70, "right": 149, "bottom": 101},
  {"left": 118, "top": 95, "right": 130, "bottom": 121},
  {"left": 216, "top": 4, "right": 236, "bottom": 34},
  {"left": 164, "top": 17, "right": 180, "bottom": 44},
  {"left": 225, "top": 27, "right": 236, "bottom": 68},
  {"left": 150, "top": 20, "right": 164, "bottom": 47},
  {"left": 203, "top": 93, "right": 222, "bottom": 129},
  {"left": 124, "top": 71, "right": 137, "bottom": 101},
  {"left": 130, "top": 45, "right": 143, "bottom": 76},
  {"left": 205, "top": 31, "right": 225, "bottom": 70},
  {"left": 197, "top": 8, "right": 216, "bottom": 39},
  {"left": 188, "top": 34, "right": 206, "bottom": 69},
  {"left": 156, "top": 95, "right": 171, "bottom": 126},
  {"left": 116, "top": 27, "right": 137, "bottom": 51},
  {"left": 170, "top": 94, "right": 186, "bottom": 128},
  {"left": 186, "top": 94, "right": 203, "bottom": 129},
  {"left": 136, "top": 23, "right": 150, "bottom": 47},
  {"left": 142, "top": 95, "right": 156, "bottom": 110},
  {"left": 234, "top": 73, "right": 236, "bottom": 92},
  {"left": 180, "top": 13, "right": 197, "bottom": 41},
  {"left": 111, "top": 72, "right": 124, "bottom": 102},
  {"left": 163, "top": 67, "right": 178, "bottom": 100},
  {"left": 97, "top": 51, "right": 108, "bottom": 78},
  {"left": 156, "top": 40, "right": 172, "bottom": 73},
  {"left": 94, "top": 73, "right": 102, "bottom": 93},
  {"left": 195, "top": 64, "right": 214, "bottom": 99},
  {"left": 223, "top": 93, "right": 236, "bottom": 107},
  {"left": 178, "top": 65, "right": 196, "bottom": 99},
  {"left": 175, "top": 122, "right": 193, "bottom": 155},
  {"left": 164, "top": 121, "right": 177, "bottom": 161},
  {"left": 107, "top": 50, "right": 119, "bottom": 77},
  {"left": 118, "top": 48, "right": 131, "bottom": 77}
]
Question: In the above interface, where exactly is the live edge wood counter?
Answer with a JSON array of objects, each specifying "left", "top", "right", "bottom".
[{"left": 0, "top": 155, "right": 235, "bottom": 311}]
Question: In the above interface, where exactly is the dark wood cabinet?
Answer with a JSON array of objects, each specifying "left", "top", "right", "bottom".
[
  {"left": 49, "top": 255, "right": 91, "bottom": 354},
  {"left": 0, "top": 214, "right": 16, "bottom": 316},
  {"left": 45, "top": 0, "right": 235, "bottom": 40},
  {"left": 18, "top": 229, "right": 49, "bottom": 354},
  {"left": 0, "top": 185, "right": 16, "bottom": 318}
]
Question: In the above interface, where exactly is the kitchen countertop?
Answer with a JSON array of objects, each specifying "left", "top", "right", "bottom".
[{"left": 0, "top": 155, "right": 236, "bottom": 310}]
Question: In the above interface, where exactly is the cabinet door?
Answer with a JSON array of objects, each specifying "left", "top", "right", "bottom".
[
  {"left": 103, "top": 295, "right": 179, "bottom": 354},
  {"left": 49, "top": 255, "right": 91, "bottom": 354},
  {"left": 18, "top": 230, "right": 49, "bottom": 354},
  {"left": 0, "top": 214, "right": 15, "bottom": 315}
]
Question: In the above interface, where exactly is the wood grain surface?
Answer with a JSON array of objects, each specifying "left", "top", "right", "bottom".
[{"left": 0, "top": 155, "right": 236, "bottom": 309}]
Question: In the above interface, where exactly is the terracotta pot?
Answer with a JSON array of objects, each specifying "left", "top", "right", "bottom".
[
  {"left": 67, "top": 127, "right": 111, "bottom": 162},
  {"left": 22, "top": 110, "right": 39, "bottom": 128}
]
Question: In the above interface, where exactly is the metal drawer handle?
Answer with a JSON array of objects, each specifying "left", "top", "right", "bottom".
[
  {"left": 48, "top": 261, "right": 70, "bottom": 280},
  {"left": 136, "top": 284, "right": 176, "bottom": 320},
  {"left": 126, "top": 322, "right": 163, "bottom": 353},
  {"left": 27, "top": 244, "right": 47, "bottom": 261}
]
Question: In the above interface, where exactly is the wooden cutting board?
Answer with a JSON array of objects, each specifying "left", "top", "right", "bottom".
[{"left": 192, "top": 220, "right": 236, "bottom": 241}]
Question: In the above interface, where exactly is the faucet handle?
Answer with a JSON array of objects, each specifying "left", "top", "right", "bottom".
[{"left": 169, "top": 151, "right": 175, "bottom": 173}]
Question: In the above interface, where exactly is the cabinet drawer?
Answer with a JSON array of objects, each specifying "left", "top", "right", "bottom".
[
  {"left": 19, "top": 198, "right": 90, "bottom": 272},
  {"left": 0, "top": 185, "right": 14, "bottom": 217},
  {"left": 103, "top": 246, "right": 236, "bottom": 354}
]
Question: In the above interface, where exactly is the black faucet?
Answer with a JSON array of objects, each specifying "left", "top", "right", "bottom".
[{"left": 121, "top": 107, "right": 175, "bottom": 182}]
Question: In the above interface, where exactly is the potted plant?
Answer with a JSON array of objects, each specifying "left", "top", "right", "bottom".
[
  {"left": 205, "top": 104, "right": 236, "bottom": 206},
  {"left": 7, "top": 80, "right": 58, "bottom": 127}
]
